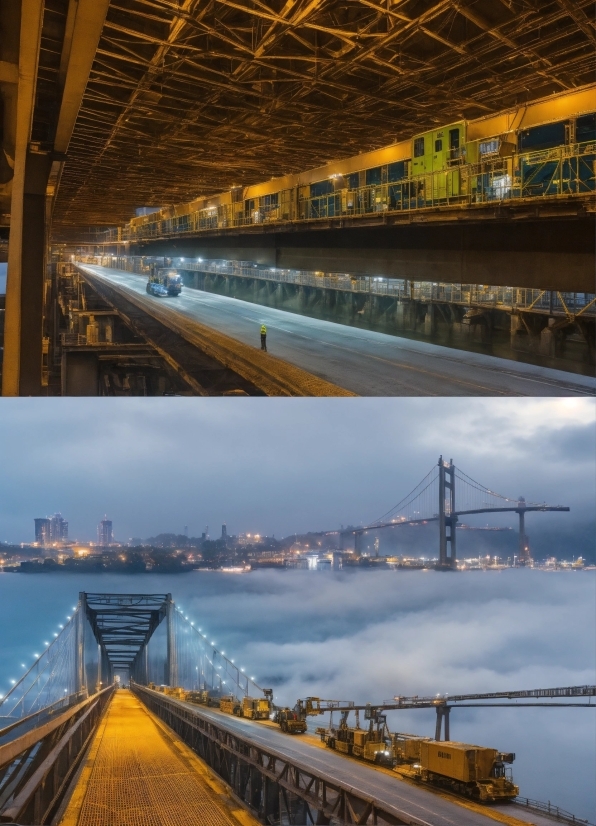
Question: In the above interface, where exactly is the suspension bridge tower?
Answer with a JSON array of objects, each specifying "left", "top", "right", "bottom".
[
  {"left": 516, "top": 498, "right": 532, "bottom": 565},
  {"left": 438, "top": 456, "right": 457, "bottom": 570}
]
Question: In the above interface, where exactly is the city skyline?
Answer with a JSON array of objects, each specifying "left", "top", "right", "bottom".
[
  {"left": 0, "top": 398, "right": 593, "bottom": 545},
  {"left": 32, "top": 514, "right": 114, "bottom": 546}
]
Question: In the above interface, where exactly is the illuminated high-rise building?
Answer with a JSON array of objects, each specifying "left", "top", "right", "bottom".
[
  {"left": 49, "top": 513, "right": 68, "bottom": 542},
  {"left": 34, "top": 518, "right": 51, "bottom": 545},
  {"left": 98, "top": 517, "right": 113, "bottom": 546}
]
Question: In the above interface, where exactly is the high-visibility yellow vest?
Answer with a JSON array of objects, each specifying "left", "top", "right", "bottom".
[{"left": 261, "top": 325, "right": 267, "bottom": 335}]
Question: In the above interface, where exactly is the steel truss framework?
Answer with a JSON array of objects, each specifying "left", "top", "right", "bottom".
[
  {"left": 52, "top": 0, "right": 595, "bottom": 230},
  {"left": 81, "top": 592, "right": 170, "bottom": 672},
  {"left": 133, "top": 685, "right": 429, "bottom": 826}
]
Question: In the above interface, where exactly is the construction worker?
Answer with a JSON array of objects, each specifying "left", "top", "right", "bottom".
[{"left": 260, "top": 324, "right": 267, "bottom": 351}]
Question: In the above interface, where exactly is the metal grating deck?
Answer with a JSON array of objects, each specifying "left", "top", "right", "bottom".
[{"left": 60, "top": 690, "right": 248, "bottom": 826}]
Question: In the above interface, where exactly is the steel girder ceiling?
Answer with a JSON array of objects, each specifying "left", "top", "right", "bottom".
[{"left": 51, "top": 0, "right": 595, "bottom": 230}]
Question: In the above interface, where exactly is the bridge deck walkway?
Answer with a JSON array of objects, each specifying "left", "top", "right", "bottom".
[{"left": 59, "top": 690, "right": 257, "bottom": 826}]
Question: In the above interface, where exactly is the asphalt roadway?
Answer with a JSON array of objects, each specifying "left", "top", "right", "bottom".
[
  {"left": 172, "top": 700, "right": 560, "bottom": 826},
  {"left": 84, "top": 266, "right": 596, "bottom": 396}
]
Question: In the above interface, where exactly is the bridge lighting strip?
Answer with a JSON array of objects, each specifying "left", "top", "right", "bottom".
[
  {"left": 174, "top": 606, "right": 263, "bottom": 695},
  {"left": 0, "top": 607, "right": 78, "bottom": 712}
]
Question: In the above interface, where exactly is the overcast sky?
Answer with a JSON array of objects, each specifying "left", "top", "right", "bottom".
[{"left": 0, "top": 398, "right": 594, "bottom": 543}]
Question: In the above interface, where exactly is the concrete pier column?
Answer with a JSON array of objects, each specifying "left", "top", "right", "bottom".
[
  {"left": 3, "top": 150, "right": 51, "bottom": 395},
  {"left": 539, "top": 319, "right": 557, "bottom": 357},
  {"left": 424, "top": 304, "right": 436, "bottom": 336},
  {"left": 510, "top": 313, "right": 523, "bottom": 349},
  {"left": 395, "top": 303, "right": 406, "bottom": 329}
]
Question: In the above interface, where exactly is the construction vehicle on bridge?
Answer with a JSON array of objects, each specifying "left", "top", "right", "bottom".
[
  {"left": 220, "top": 696, "right": 242, "bottom": 715},
  {"left": 313, "top": 701, "right": 393, "bottom": 765},
  {"left": 183, "top": 687, "right": 273, "bottom": 719},
  {"left": 274, "top": 708, "right": 308, "bottom": 734},
  {"left": 182, "top": 688, "right": 223, "bottom": 707},
  {"left": 394, "top": 736, "right": 519, "bottom": 803},
  {"left": 272, "top": 697, "right": 354, "bottom": 736},
  {"left": 146, "top": 268, "right": 182, "bottom": 296},
  {"left": 294, "top": 697, "right": 519, "bottom": 803},
  {"left": 242, "top": 693, "right": 272, "bottom": 720}
]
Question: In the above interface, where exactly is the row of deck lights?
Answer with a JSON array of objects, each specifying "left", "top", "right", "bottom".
[
  {"left": 177, "top": 605, "right": 256, "bottom": 682},
  {"left": 1, "top": 606, "right": 77, "bottom": 699}
]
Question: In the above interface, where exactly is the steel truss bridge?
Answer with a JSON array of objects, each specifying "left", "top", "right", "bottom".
[
  {"left": 323, "top": 456, "right": 570, "bottom": 568},
  {"left": 0, "top": 592, "right": 594, "bottom": 826}
]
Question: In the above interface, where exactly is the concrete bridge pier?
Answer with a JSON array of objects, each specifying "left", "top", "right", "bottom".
[
  {"left": 511, "top": 312, "right": 569, "bottom": 359},
  {"left": 395, "top": 301, "right": 416, "bottom": 331},
  {"left": 424, "top": 304, "right": 436, "bottom": 336}
]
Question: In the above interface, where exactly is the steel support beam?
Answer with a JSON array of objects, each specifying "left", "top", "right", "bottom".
[
  {"left": 76, "top": 594, "right": 87, "bottom": 693},
  {"left": 166, "top": 593, "right": 177, "bottom": 687}
]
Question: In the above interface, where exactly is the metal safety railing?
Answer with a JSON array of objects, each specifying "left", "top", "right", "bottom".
[
  {"left": 515, "top": 796, "right": 595, "bottom": 826},
  {"left": 79, "top": 256, "right": 596, "bottom": 319},
  {"left": 0, "top": 686, "right": 114, "bottom": 825}
]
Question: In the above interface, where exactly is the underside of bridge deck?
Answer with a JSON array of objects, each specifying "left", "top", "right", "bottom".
[{"left": 134, "top": 215, "right": 596, "bottom": 292}]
